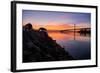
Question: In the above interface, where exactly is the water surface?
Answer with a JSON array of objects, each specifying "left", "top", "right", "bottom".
[{"left": 48, "top": 31, "right": 91, "bottom": 60}]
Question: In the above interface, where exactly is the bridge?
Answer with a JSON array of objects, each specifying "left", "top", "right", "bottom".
[{"left": 60, "top": 27, "right": 91, "bottom": 32}]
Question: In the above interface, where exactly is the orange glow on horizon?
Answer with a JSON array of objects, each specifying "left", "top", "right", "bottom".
[
  {"left": 32, "top": 24, "right": 90, "bottom": 31},
  {"left": 32, "top": 24, "right": 74, "bottom": 30}
]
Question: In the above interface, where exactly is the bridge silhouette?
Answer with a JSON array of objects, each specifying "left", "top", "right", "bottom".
[
  {"left": 59, "top": 27, "right": 91, "bottom": 40},
  {"left": 60, "top": 24, "right": 90, "bottom": 32},
  {"left": 60, "top": 27, "right": 91, "bottom": 32}
]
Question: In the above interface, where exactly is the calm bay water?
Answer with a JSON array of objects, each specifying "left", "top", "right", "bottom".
[{"left": 48, "top": 31, "right": 91, "bottom": 60}]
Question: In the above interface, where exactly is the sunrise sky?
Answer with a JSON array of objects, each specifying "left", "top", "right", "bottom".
[{"left": 22, "top": 10, "right": 91, "bottom": 30}]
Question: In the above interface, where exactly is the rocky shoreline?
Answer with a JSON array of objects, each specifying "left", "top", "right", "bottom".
[{"left": 23, "top": 23, "right": 74, "bottom": 63}]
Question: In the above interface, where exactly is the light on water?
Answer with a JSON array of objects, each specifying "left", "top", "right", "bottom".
[{"left": 48, "top": 31, "right": 91, "bottom": 60}]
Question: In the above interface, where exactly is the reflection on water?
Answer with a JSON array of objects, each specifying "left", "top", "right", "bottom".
[{"left": 48, "top": 31, "right": 91, "bottom": 60}]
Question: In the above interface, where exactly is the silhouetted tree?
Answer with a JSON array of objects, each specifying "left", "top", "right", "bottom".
[
  {"left": 39, "top": 27, "right": 49, "bottom": 37},
  {"left": 23, "top": 23, "right": 32, "bottom": 31}
]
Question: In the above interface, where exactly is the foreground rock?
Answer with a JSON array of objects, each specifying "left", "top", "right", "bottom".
[{"left": 23, "top": 25, "right": 73, "bottom": 63}]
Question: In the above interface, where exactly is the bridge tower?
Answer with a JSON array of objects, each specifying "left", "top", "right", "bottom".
[{"left": 74, "top": 24, "right": 76, "bottom": 40}]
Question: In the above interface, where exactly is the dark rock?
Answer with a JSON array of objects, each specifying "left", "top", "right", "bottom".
[{"left": 23, "top": 25, "right": 73, "bottom": 63}]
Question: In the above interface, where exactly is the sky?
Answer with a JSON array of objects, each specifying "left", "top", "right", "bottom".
[{"left": 22, "top": 10, "right": 91, "bottom": 30}]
